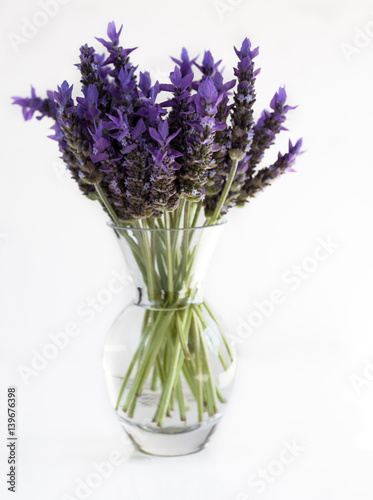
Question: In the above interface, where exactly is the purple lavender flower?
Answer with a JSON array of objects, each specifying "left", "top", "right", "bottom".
[
  {"left": 237, "top": 86, "right": 296, "bottom": 204},
  {"left": 139, "top": 72, "right": 152, "bottom": 97},
  {"left": 205, "top": 38, "right": 259, "bottom": 216},
  {"left": 244, "top": 138, "right": 303, "bottom": 198},
  {"left": 48, "top": 81, "right": 99, "bottom": 198},
  {"left": 96, "top": 22, "right": 138, "bottom": 115},
  {"left": 106, "top": 117, "right": 151, "bottom": 219},
  {"left": 147, "top": 120, "right": 182, "bottom": 212},
  {"left": 76, "top": 45, "right": 110, "bottom": 94},
  {"left": 248, "top": 87, "right": 295, "bottom": 170},
  {"left": 12, "top": 86, "right": 56, "bottom": 121},
  {"left": 12, "top": 23, "right": 303, "bottom": 224},
  {"left": 96, "top": 21, "right": 124, "bottom": 50},
  {"left": 136, "top": 78, "right": 167, "bottom": 128},
  {"left": 89, "top": 121, "right": 111, "bottom": 163},
  {"left": 230, "top": 37, "right": 260, "bottom": 152},
  {"left": 107, "top": 21, "right": 123, "bottom": 45},
  {"left": 160, "top": 66, "right": 195, "bottom": 166},
  {"left": 76, "top": 84, "right": 101, "bottom": 121},
  {"left": 203, "top": 68, "right": 235, "bottom": 207},
  {"left": 179, "top": 77, "right": 225, "bottom": 201},
  {"left": 194, "top": 51, "right": 222, "bottom": 78},
  {"left": 171, "top": 48, "right": 197, "bottom": 78}
]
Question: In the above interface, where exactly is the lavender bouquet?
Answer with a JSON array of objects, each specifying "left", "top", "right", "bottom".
[{"left": 13, "top": 22, "right": 302, "bottom": 450}]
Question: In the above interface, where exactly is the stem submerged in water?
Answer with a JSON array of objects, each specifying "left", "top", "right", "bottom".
[{"left": 108, "top": 201, "right": 233, "bottom": 427}]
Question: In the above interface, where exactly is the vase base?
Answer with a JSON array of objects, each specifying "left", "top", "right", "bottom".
[{"left": 118, "top": 416, "right": 219, "bottom": 457}]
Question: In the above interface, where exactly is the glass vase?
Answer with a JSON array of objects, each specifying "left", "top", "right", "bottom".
[{"left": 102, "top": 221, "right": 236, "bottom": 456}]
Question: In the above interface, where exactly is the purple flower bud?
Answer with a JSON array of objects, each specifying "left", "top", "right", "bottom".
[
  {"left": 270, "top": 87, "right": 287, "bottom": 110},
  {"left": 139, "top": 72, "right": 152, "bottom": 95},
  {"left": 171, "top": 48, "right": 197, "bottom": 77},
  {"left": 107, "top": 21, "right": 123, "bottom": 44},
  {"left": 198, "top": 77, "right": 218, "bottom": 104}
]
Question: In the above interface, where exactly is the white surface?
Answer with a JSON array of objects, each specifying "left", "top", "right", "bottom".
[{"left": 1, "top": 0, "right": 373, "bottom": 498}]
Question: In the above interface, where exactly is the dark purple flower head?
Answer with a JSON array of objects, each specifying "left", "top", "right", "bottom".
[{"left": 75, "top": 45, "right": 110, "bottom": 95}]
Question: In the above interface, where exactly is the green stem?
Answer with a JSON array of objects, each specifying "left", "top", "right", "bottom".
[
  {"left": 164, "top": 213, "right": 174, "bottom": 297},
  {"left": 176, "top": 379, "right": 187, "bottom": 421},
  {"left": 115, "top": 311, "right": 151, "bottom": 410},
  {"left": 122, "top": 311, "right": 174, "bottom": 412},
  {"left": 136, "top": 220, "right": 156, "bottom": 302},
  {"left": 193, "top": 307, "right": 218, "bottom": 415},
  {"left": 191, "top": 312, "right": 204, "bottom": 422},
  {"left": 191, "top": 200, "right": 202, "bottom": 228},
  {"left": 150, "top": 363, "right": 159, "bottom": 391},
  {"left": 95, "top": 183, "right": 121, "bottom": 225},
  {"left": 207, "top": 156, "right": 240, "bottom": 226},
  {"left": 154, "top": 340, "right": 184, "bottom": 427},
  {"left": 203, "top": 302, "right": 234, "bottom": 363},
  {"left": 176, "top": 310, "right": 191, "bottom": 360}
]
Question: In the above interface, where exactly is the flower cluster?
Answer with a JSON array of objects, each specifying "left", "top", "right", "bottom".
[{"left": 13, "top": 22, "right": 303, "bottom": 224}]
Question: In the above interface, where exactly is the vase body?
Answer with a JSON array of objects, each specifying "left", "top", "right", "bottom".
[{"left": 102, "top": 222, "right": 236, "bottom": 456}]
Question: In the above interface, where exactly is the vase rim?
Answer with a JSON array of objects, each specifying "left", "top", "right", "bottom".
[{"left": 107, "top": 219, "right": 227, "bottom": 232}]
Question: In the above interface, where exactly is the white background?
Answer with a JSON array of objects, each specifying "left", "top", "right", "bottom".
[{"left": 1, "top": 0, "right": 373, "bottom": 498}]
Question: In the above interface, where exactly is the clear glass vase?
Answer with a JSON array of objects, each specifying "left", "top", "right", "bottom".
[{"left": 102, "top": 221, "right": 236, "bottom": 456}]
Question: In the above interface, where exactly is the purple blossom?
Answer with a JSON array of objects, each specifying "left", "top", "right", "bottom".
[
  {"left": 147, "top": 120, "right": 182, "bottom": 211},
  {"left": 76, "top": 84, "right": 100, "bottom": 121},
  {"left": 197, "top": 77, "right": 219, "bottom": 105},
  {"left": 89, "top": 121, "right": 111, "bottom": 163},
  {"left": 243, "top": 139, "right": 303, "bottom": 199},
  {"left": 171, "top": 48, "right": 197, "bottom": 78},
  {"left": 76, "top": 45, "right": 110, "bottom": 95},
  {"left": 12, "top": 86, "right": 56, "bottom": 121},
  {"left": 178, "top": 77, "right": 225, "bottom": 201},
  {"left": 13, "top": 22, "right": 303, "bottom": 222},
  {"left": 234, "top": 37, "right": 259, "bottom": 61},
  {"left": 248, "top": 87, "right": 295, "bottom": 168},
  {"left": 136, "top": 78, "right": 166, "bottom": 128},
  {"left": 107, "top": 21, "right": 123, "bottom": 45},
  {"left": 139, "top": 72, "right": 152, "bottom": 97},
  {"left": 205, "top": 37, "right": 259, "bottom": 216},
  {"left": 194, "top": 51, "right": 222, "bottom": 78},
  {"left": 96, "top": 22, "right": 124, "bottom": 50}
]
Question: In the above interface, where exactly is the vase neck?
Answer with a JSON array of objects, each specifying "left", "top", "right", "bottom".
[{"left": 112, "top": 223, "right": 225, "bottom": 311}]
